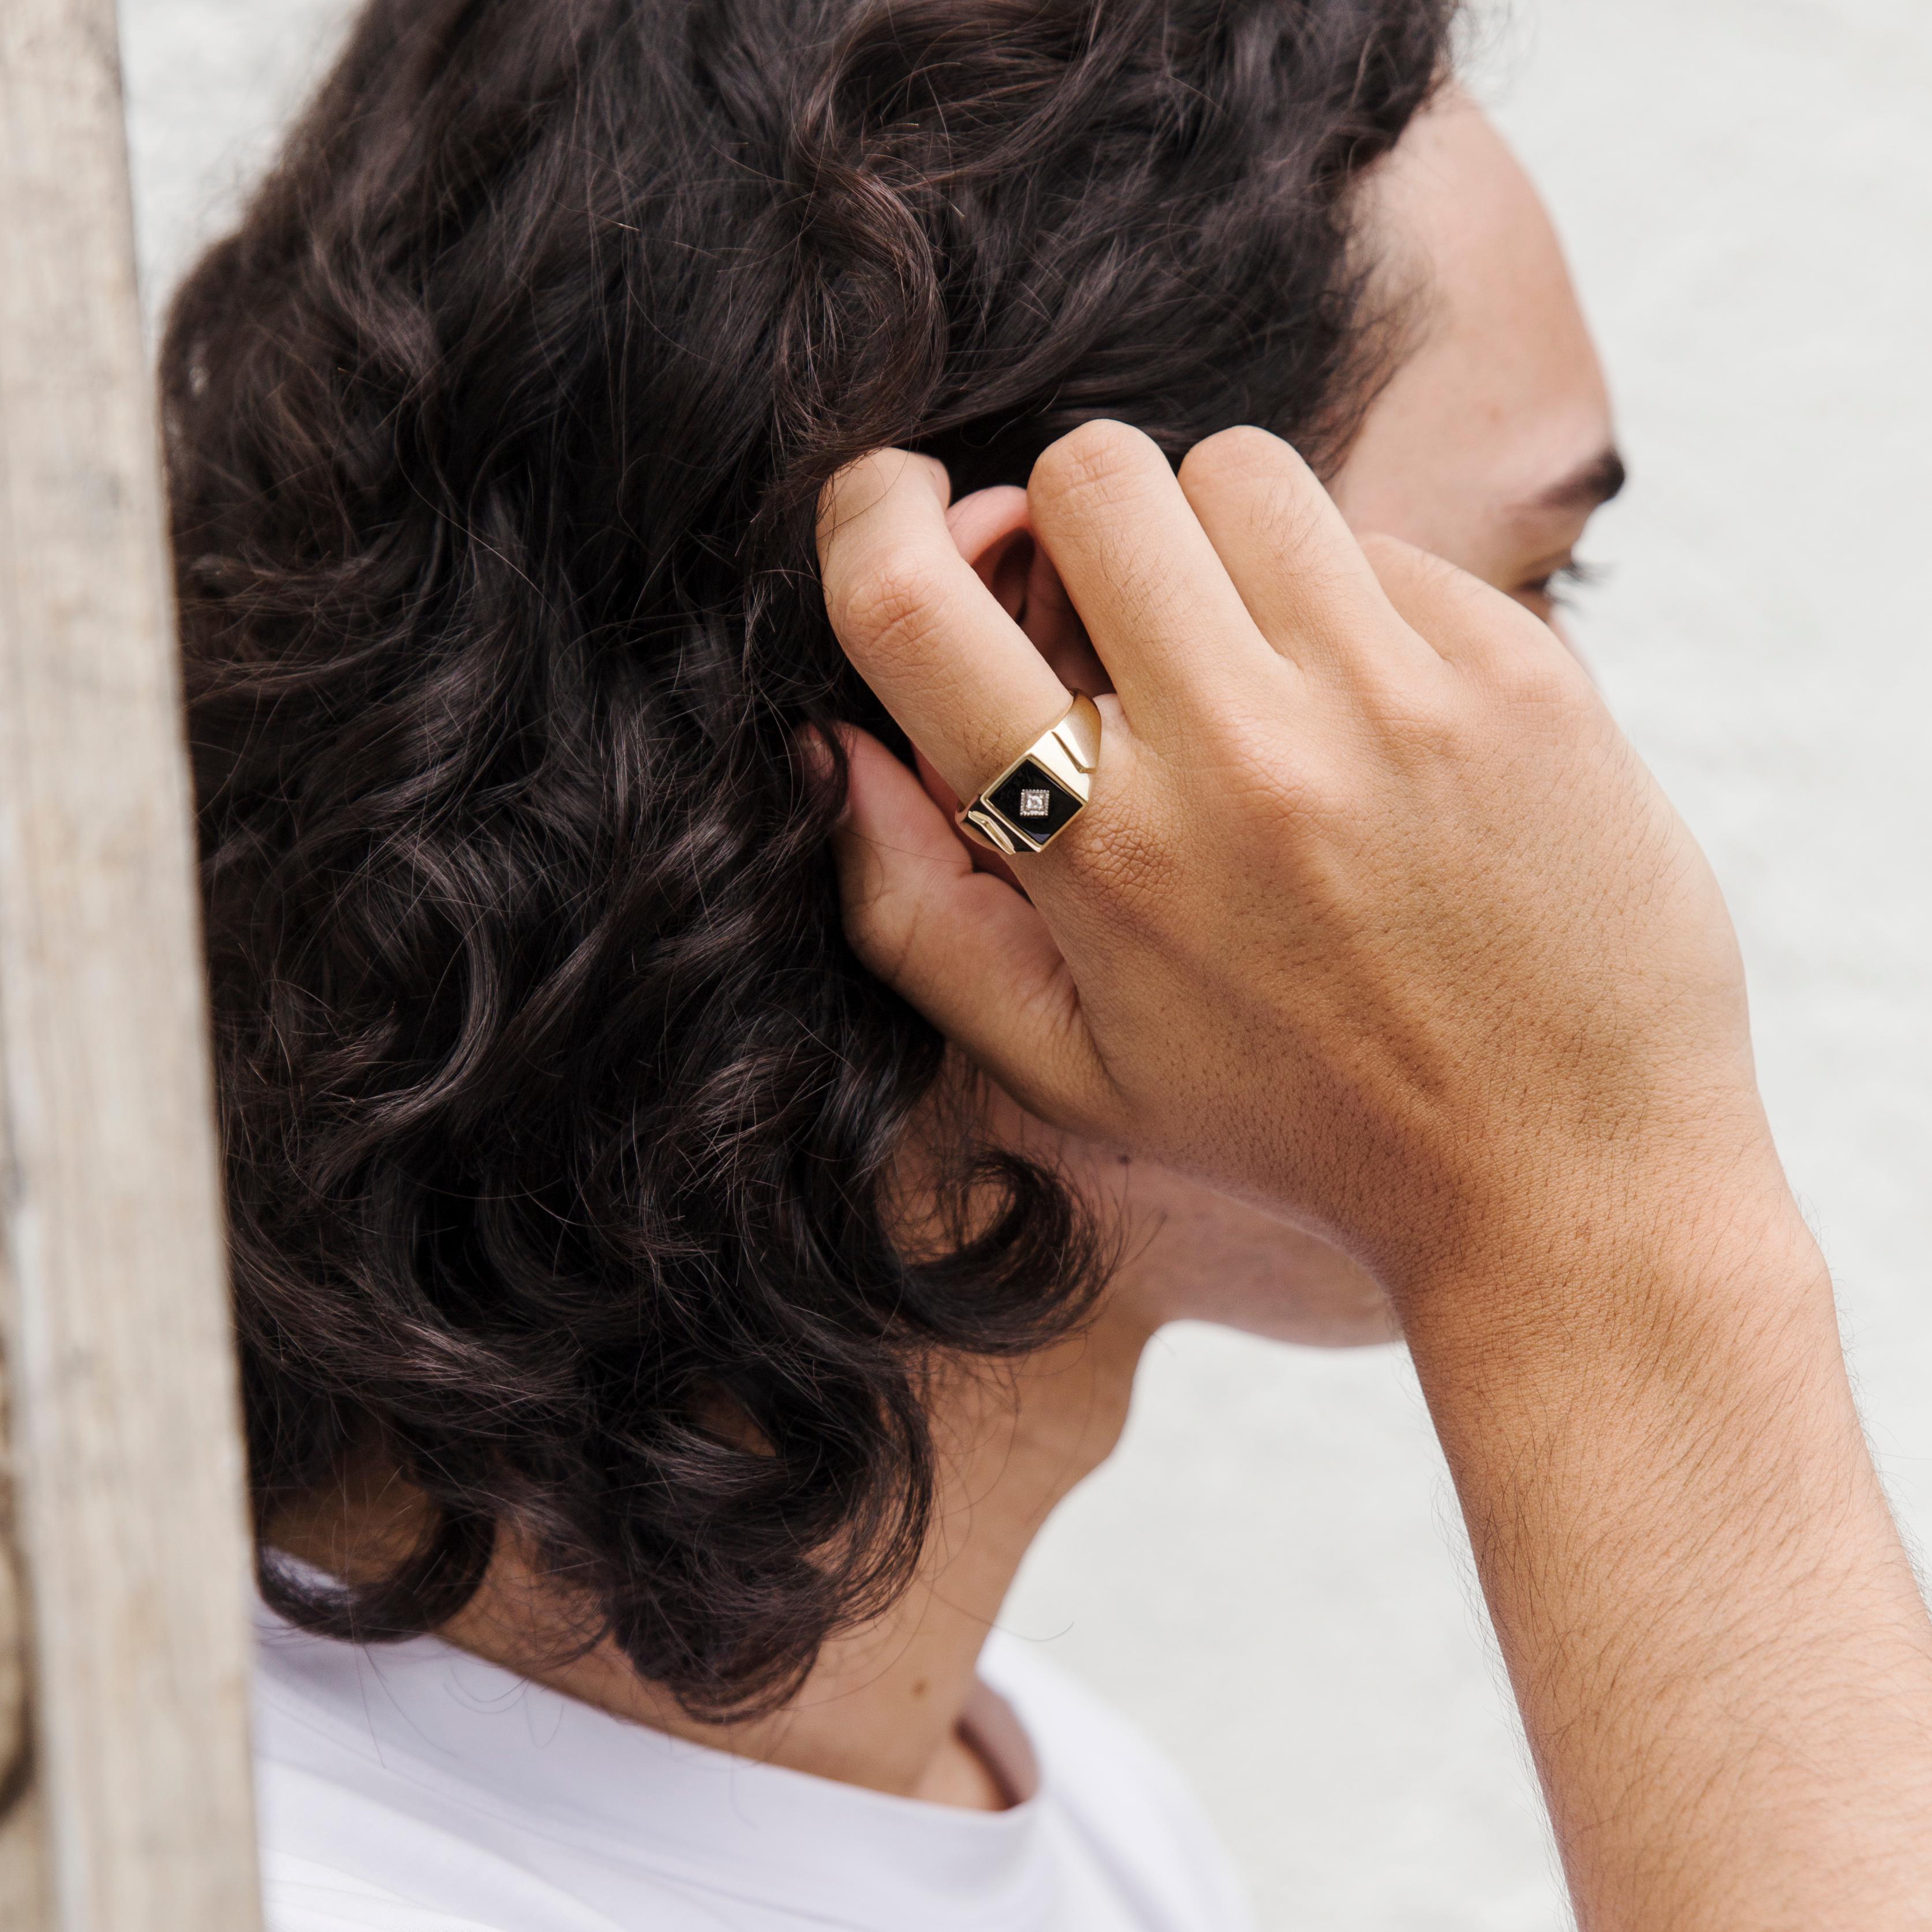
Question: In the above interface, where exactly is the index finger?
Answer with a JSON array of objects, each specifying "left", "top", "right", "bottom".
[{"left": 817, "top": 450, "right": 1075, "bottom": 806}]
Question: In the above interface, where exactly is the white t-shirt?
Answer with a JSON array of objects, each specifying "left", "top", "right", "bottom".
[{"left": 253, "top": 1602, "right": 1255, "bottom": 1932}]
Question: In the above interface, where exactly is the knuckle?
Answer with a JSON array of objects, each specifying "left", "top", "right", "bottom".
[
  {"left": 1178, "top": 422, "right": 1291, "bottom": 494},
  {"left": 1355, "top": 529, "right": 1423, "bottom": 574},
  {"left": 828, "top": 552, "right": 952, "bottom": 665},
  {"left": 1205, "top": 717, "right": 1372, "bottom": 849},
  {"left": 1031, "top": 418, "right": 1161, "bottom": 511},
  {"left": 1246, "top": 763, "right": 1343, "bottom": 844},
  {"left": 1194, "top": 707, "right": 1272, "bottom": 781},
  {"left": 1485, "top": 623, "right": 1587, "bottom": 708},
  {"left": 1262, "top": 500, "right": 1353, "bottom": 599},
  {"left": 1377, "top": 692, "right": 1465, "bottom": 769},
  {"left": 1441, "top": 590, "right": 1591, "bottom": 709},
  {"left": 1359, "top": 533, "right": 1466, "bottom": 610},
  {"left": 1184, "top": 429, "right": 1337, "bottom": 593},
  {"left": 1352, "top": 653, "right": 1475, "bottom": 760},
  {"left": 1067, "top": 812, "right": 1167, "bottom": 906},
  {"left": 1492, "top": 645, "right": 1574, "bottom": 708},
  {"left": 1042, "top": 765, "right": 1174, "bottom": 911}
]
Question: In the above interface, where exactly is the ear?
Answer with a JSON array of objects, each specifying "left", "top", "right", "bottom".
[
  {"left": 943, "top": 486, "right": 1107, "bottom": 697},
  {"left": 944, "top": 485, "right": 1034, "bottom": 619}
]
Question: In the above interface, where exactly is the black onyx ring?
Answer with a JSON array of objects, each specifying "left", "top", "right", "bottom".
[{"left": 955, "top": 693, "right": 1101, "bottom": 857}]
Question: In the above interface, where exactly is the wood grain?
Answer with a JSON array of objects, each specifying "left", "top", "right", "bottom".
[
  {"left": 0, "top": 1, "right": 263, "bottom": 1926},
  {"left": 0, "top": 1305, "right": 50, "bottom": 1930}
]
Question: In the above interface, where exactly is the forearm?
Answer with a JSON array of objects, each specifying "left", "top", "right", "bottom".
[
  {"left": 1403, "top": 1176, "right": 1932, "bottom": 1930},
  {"left": 819, "top": 425, "right": 1932, "bottom": 1921}
]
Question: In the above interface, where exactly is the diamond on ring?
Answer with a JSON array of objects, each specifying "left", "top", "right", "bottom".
[{"left": 954, "top": 694, "right": 1102, "bottom": 857}]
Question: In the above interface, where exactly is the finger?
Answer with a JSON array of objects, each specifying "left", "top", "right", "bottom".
[
  {"left": 819, "top": 450, "right": 1075, "bottom": 806},
  {"left": 1025, "top": 420, "right": 1283, "bottom": 724},
  {"left": 833, "top": 728, "right": 1111, "bottom": 1128},
  {"left": 1175, "top": 425, "right": 1442, "bottom": 680},
  {"left": 1359, "top": 534, "right": 1590, "bottom": 694}
]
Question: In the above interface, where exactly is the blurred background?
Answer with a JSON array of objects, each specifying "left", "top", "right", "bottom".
[{"left": 121, "top": 1, "right": 1931, "bottom": 1925}]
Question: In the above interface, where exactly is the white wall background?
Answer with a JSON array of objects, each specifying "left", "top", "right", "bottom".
[{"left": 121, "top": 3, "right": 1931, "bottom": 1926}]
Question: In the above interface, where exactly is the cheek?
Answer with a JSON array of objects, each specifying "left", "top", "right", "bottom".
[{"left": 1331, "top": 454, "right": 1519, "bottom": 601}]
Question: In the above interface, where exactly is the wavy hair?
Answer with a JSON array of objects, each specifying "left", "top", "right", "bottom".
[{"left": 163, "top": 0, "right": 1455, "bottom": 1715}]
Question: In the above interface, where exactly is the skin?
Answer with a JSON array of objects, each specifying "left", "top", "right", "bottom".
[
  {"left": 290, "top": 93, "right": 1932, "bottom": 1929},
  {"left": 816, "top": 115, "right": 1932, "bottom": 1932},
  {"left": 284, "top": 100, "right": 1634, "bottom": 1815},
  {"left": 946, "top": 94, "right": 1627, "bottom": 1354}
]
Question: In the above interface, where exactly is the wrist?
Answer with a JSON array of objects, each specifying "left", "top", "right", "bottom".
[
  {"left": 1390, "top": 1142, "right": 1848, "bottom": 1501},
  {"left": 1391, "top": 1153, "right": 1932, "bottom": 1932},
  {"left": 1388, "top": 1122, "right": 1821, "bottom": 1381}
]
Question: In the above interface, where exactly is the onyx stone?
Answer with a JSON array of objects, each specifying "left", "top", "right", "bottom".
[{"left": 986, "top": 758, "right": 1084, "bottom": 844}]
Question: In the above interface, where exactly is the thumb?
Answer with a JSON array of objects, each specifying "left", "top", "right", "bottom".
[{"left": 831, "top": 727, "right": 1109, "bottom": 1128}]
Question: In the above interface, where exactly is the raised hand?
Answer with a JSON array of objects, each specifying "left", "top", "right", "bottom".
[
  {"left": 818, "top": 420, "right": 1766, "bottom": 1293},
  {"left": 818, "top": 421, "right": 1932, "bottom": 1932}
]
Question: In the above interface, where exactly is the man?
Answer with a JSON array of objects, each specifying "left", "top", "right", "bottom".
[{"left": 171, "top": 0, "right": 1932, "bottom": 1922}]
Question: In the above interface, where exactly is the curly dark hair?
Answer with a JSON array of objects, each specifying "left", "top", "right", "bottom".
[{"left": 162, "top": 0, "right": 1455, "bottom": 1716}]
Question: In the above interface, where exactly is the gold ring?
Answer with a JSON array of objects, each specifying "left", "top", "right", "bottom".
[{"left": 955, "top": 693, "right": 1101, "bottom": 856}]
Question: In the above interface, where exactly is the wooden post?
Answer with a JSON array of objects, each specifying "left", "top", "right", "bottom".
[{"left": 0, "top": 1, "right": 264, "bottom": 1928}]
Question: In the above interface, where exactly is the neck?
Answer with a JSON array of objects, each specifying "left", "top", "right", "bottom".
[{"left": 277, "top": 1301, "right": 1153, "bottom": 1812}]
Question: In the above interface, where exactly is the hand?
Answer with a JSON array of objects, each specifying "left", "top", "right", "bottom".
[
  {"left": 887, "top": 468, "right": 1396, "bottom": 1348},
  {"left": 819, "top": 423, "right": 1932, "bottom": 1930},
  {"left": 817, "top": 421, "right": 1768, "bottom": 1296}
]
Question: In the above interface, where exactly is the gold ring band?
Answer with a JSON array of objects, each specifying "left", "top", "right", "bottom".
[{"left": 955, "top": 693, "right": 1101, "bottom": 856}]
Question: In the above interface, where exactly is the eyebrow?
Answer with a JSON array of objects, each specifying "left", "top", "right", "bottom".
[{"left": 1527, "top": 446, "right": 1628, "bottom": 516}]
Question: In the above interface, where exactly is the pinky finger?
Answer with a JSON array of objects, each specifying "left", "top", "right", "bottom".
[{"left": 1359, "top": 533, "right": 1585, "bottom": 691}]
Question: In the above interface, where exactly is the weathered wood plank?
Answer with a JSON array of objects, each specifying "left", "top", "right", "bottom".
[
  {"left": 0, "top": 2, "right": 263, "bottom": 1927},
  {"left": 0, "top": 1310, "right": 51, "bottom": 1929}
]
